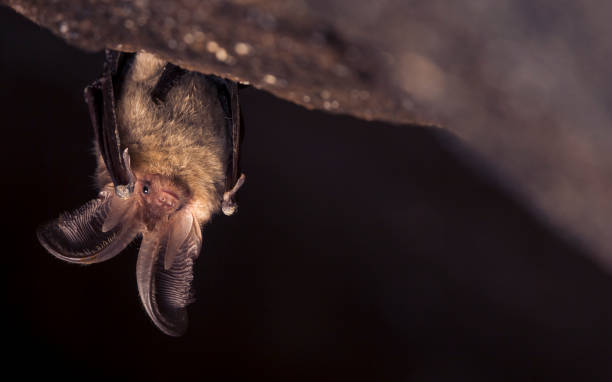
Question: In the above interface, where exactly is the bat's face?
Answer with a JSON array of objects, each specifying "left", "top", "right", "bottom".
[{"left": 134, "top": 173, "right": 188, "bottom": 230}]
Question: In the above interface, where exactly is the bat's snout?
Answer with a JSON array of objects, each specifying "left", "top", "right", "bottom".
[{"left": 155, "top": 190, "right": 179, "bottom": 209}]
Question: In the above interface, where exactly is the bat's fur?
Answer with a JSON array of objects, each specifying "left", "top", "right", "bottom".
[
  {"left": 38, "top": 51, "right": 240, "bottom": 336},
  {"left": 94, "top": 53, "right": 228, "bottom": 223}
]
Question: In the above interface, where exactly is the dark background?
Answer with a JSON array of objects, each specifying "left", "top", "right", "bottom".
[{"left": 3, "top": 7, "right": 612, "bottom": 381}]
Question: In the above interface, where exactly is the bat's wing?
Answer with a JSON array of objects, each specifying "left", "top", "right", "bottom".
[
  {"left": 37, "top": 189, "right": 141, "bottom": 264},
  {"left": 206, "top": 76, "right": 246, "bottom": 215},
  {"left": 84, "top": 50, "right": 136, "bottom": 198},
  {"left": 136, "top": 213, "right": 202, "bottom": 336}
]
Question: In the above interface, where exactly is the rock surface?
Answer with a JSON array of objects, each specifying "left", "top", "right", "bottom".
[{"left": 5, "top": 0, "right": 612, "bottom": 268}]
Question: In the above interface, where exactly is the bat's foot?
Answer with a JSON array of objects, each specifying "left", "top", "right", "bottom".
[{"left": 222, "top": 173, "right": 246, "bottom": 216}]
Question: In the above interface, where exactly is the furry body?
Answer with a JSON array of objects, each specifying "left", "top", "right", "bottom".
[
  {"left": 95, "top": 53, "right": 228, "bottom": 223},
  {"left": 38, "top": 51, "right": 243, "bottom": 336}
]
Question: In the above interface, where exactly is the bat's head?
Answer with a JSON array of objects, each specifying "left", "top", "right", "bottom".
[
  {"left": 134, "top": 173, "right": 189, "bottom": 231},
  {"left": 37, "top": 170, "right": 202, "bottom": 337}
]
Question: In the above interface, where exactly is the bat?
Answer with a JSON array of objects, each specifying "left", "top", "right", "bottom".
[{"left": 36, "top": 50, "right": 246, "bottom": 336}]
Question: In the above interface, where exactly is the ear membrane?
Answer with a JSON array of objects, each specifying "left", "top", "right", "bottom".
[
  {"left": 37, "top": 189, "right": 141, "bottom": 264},
  {"left": 102, "top": 193, "right": 134, "bottom": 233},
  {"left": 164, "top": 209, "right": 194, "bottom": 270},
  {"left": 136, "top": 216, "right": 201, "bottom": 336}
]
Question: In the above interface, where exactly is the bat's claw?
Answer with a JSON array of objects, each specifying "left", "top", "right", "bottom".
[
  {"left": 115, "top": 184, "right": 133, "bottom": 199},
  {"left": 222, "top": 173, "right": 245, "bottom": 216},
  {"left": 114, "top": 148, "right": 136, "bottom": 199}
]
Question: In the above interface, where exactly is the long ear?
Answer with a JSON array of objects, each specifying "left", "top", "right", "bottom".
[
  {"left": 37, "top": 189, "right": 141, "bottom": 264},
  {"left": 136, "top": 214, "right": 202, "bottom": 336}
]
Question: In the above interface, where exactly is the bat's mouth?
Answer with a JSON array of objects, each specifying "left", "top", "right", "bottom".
[{"left": 157, "top": 189, "right": 180, "bottom": 209}]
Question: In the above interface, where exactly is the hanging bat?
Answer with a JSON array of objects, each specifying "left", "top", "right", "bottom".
[{"left": 36, "top": 50, "right": 245, "bottom": 336}]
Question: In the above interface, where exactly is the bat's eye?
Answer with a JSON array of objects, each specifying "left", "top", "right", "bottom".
[{"left": 142, "top": 185, "right": 150, "bottom": 195}]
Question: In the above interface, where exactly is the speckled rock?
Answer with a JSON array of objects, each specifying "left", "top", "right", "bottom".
[
  {"left": 5, "top": 0, "right": 612, "bottom": 269},
  {"left": 3, "top": 0, "right": 425, "bottom": 126}
]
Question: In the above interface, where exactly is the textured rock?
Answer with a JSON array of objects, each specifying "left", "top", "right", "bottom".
[
  {"left": 4, "top": 0, "right": 418, "bottom": 125},
  {"left": 5, "top": 0, "right": 612, "bottom": 268}
]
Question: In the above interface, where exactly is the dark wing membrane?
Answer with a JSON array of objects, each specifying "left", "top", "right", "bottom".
[
  {"left": 84, "top": 82, "right": 104, "bottom": 156},
  {"left": 84, "top": 50, "right": 136, "bottom": 193},
  {"left": 136, "top": 220, "right": 202, "bottom": 336},
  {"left": 37, "top": 190, "right": 140, "bottom": 264},
  {"left": 205, "top": 75, "right": 242, "bottom": 190},
  {"left": 206, "top": 76, "right": 245, "bottom": 215},
  {"left": 228, "top": 80, "right": 242, "bottom": 188}
]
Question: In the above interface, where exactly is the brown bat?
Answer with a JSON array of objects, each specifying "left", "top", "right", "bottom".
[{"left": 36, "top": 50, "right": 245, "bottom": 336}]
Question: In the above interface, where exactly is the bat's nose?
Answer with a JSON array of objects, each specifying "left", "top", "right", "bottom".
[
  {"left": 156, "top": 191, "right": 178, "bottom": 208},
  {"left": 156, "top": 197, "right": 173, "bottom": 208}
]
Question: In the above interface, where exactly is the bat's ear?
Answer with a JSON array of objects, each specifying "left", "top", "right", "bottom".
[
  {"left": 136, "top": 212, "right": 202, "bottom": 336},
  {"left": 37, "top": 189, "right": 141, "bottom": 264}
]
